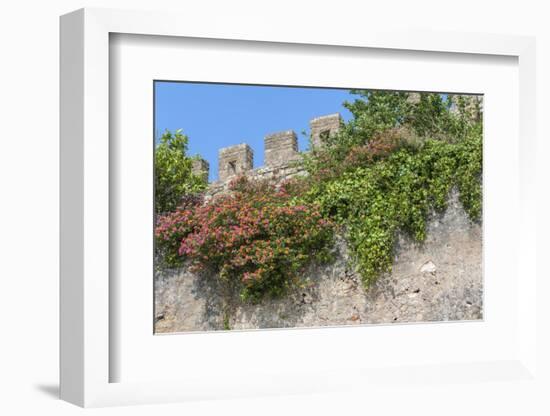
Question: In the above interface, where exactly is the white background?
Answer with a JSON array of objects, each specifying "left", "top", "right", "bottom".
[{"left": 1, "top": 0, "right": 549, "bottom": 415}]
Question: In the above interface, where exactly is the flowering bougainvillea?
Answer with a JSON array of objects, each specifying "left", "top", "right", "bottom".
[{"left": 155, "top": 177, "right": 334, "bottom": 302}]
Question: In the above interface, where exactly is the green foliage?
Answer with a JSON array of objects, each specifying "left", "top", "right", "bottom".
[
  {"left": 155, "top": 129, "right": 207, "bottom": 214},
  {"left": 296, "top": 90, "right": 483, "bottom": 288},
  {"left": 342, "top": 90, "right": 478, "bottom": 143},
  {"left": 304, "top": 91, "right": 481, "bottom": 177},
  {"left": 454, "top": 124, "right": 483, "bottom": 219},
  {"left": 302, "top": 133, "right": 482, "bottom": 287},
  {"left": 343, "top": 90, "right": 410, "bottom": 143},
  {"left": 223, "top": 312, "right": 231, "bottom": 330}
]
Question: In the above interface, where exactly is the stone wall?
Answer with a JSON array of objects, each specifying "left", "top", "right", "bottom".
[
  {"left": 194, "top": 113, "right": 341, "bottom": 189},
  {"left": 206, "top": 162, "right": 307, "bottom": 200},
  {"left": 155, "top": 189, "right": 482, "bottom": 332},
  {"left": 217, "top": 143, "right": 253, "bottom": 182},
  {"left": 264, "top": 130, "right": 300, "bottom": 167},
  {"left": 309, "top": 113, "right": 342, "bottom": 149},
  {"left": 202, "top": 113, "right": 341, "bottom": 199},
  {"left": 191, "top": 158, "right": 209, "bottom": 182}
]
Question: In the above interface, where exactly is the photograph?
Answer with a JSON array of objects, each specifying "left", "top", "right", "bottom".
[
  {"left": 153, "top": 82, "right": 483, "bottom": 333},
  {"left": 4, "top": 0, "right": 545, "bottom": 412}
]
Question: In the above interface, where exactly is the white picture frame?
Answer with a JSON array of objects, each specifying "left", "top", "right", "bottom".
[{"left": 60, "top": 7, "right": 538, "bottom": 408}]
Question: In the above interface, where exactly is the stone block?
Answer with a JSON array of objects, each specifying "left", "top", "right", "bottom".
[
  {"left": 264, "top": 130, "right": 299, "bottom": 167},
  {"left": 191, "top": 158, "right": 209, "bottom": 182},
  {"left": 309, "top": 113, "right": 342, "bottom": 149},
  {"left": 218, "top": 143, "right": 253, "bottom": 182}
]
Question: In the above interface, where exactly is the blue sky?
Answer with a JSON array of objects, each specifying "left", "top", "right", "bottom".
[{"left": 154, "top": 82, "right": 354, "bottom": 181}]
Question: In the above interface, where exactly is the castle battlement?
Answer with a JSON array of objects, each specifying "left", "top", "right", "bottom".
[
  {"left": 192, "top": 113, "right": 342, "bottom": 185},
  {"left": 309, "top": 113, "right": 342, "bottom": 149},
  {"left": 217, "top": 143, "right": 254, "bottom": 182},
  {"left": 264, "top": 130, "right": 299, "bottom": 167}
]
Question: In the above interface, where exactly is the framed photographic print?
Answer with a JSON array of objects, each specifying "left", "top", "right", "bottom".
[
  {"left": 60, "top": 7, "right": 538, "bottom": 408},
  {"left": 152, "top": 81, "right": 483, "bottom": 334}
]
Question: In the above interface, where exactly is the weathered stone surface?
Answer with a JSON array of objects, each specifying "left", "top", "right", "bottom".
[
  {"left": 407, "top": 92, "right": 421, "bottom": 104},
  {"left": 154, "top": 189, "right": 482, "bottom": 333},
  {"left": 211, "top": 113, "right": 342, "bottom": 183},
  {"left": 206, "top": 162, "right": 307, "bottom": 201},
  {"left": 264, "top": 130, "right": 299, "bottom": 167},
  {"left": 191, "top": 158, "right": 209, "bottom": 182},
  {"left": 309, "top": 113, "right": 342, "bottom": 149},
  {"left": 449, "top": 94, "right": 483, "bottom": 122},
  {"left": 419, "top": 260, "right": 437, "bottom": 274},
  {"left": 218, "top": 143, "right": 253, "bottom": 182}
]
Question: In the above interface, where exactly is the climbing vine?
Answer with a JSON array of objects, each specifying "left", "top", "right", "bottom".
[
  {"left": 298, "top": 130, "right": 482, "bottom": 287},
  {"left": 292, "top": 91, "right": 483, "bottom": 288}
]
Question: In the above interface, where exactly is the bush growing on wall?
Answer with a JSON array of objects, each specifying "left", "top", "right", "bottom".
[
  {"left": 300, "top": 132, "right": 482, "bottom": 287},
  {"left": 294, "top": 91, "right": 483, "bottom": 288},
  {"left": 155, "top": 176, "right": 334, "bottom": 302}
]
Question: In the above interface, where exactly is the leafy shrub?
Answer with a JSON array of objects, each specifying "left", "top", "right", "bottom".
[
  {"left": 294, "top": 90, "right": 483, "bottom": 288},
  {"left": 155, "top": 177, "right": 334, "bottom": 302},
  {"left": 299, "top": 129, "right": 482, "bottom": 288},
  {"left": 155, "top": 129, "right": 207, "bottom": 214},
  {"left": 304, "top": 91, "right": 481, "bottom": 177}
]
